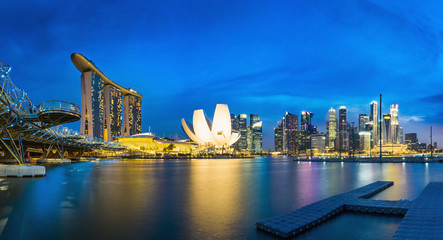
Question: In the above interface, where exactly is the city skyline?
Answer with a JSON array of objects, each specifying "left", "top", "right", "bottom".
[{"left": 1, "top": 1, "right": 443, "bottom": 149}]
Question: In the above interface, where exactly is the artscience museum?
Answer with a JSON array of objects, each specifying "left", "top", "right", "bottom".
[{"left": 181, "top": 104, "right": 240, "bottom": 149}]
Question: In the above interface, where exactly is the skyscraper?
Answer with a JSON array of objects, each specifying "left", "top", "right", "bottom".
[
  {"left": 338, "top": 106, "right": 349, "bottom": 151},
  {"left": 274, "top": 121, "right": 284, "bottom": 152},
  {"left": 390, "top": 104, "right": 399, "bottom": 144},
  {"left": 104, "top": 85, "right": 123, "bottom": 140},
  {"left": 250, "top": 114, "right": 262, "bottom": 154},
  {"left": 327, "top": 107, "right": 337, "bottom": 150},
  {"left": 359, "top": 132, "right": 371, "bottom": 152},
  {"left": 231, "top": 114, "right": 248, "bottom": 152},
  {"left": 122, "top": 93, "right": 142, "bottom": 136},
  {"left": 299, "top": 111, "right": 312, "bottom": 152},
  {"left": 231, "top": 113, "right": 239, "bottom": 151},
  {"left": 80, "top": 70, "right": 105, "bottom": 139},
  {"left": 370, "top": 101, "right": 378, "bottom": 146},
  {"left": 358, "top": 114, "right": 370, "bottom": 132},
  {"left": 383, "top": 114, "right": 391, "bottom": 144},
  {"left": 238, "top": 114, "right": 248, "bottom": 152},
  {"left": 311, "top": 134, "right": 326, "bottom": 153},
  {"left": 339, "top": 106, "right": 347, "bottom": 129},
  {"left": 284, "top": 112, "right": 298, "bottom": 155},
  {"left": 399, "top": 126, "right": 404, "bottom": 144},
  {"left": 230, "top": 113, "right": 237, "bottom": 129},
  {"left": 349, "top": 123, "right": 359, "bottom": 153}
]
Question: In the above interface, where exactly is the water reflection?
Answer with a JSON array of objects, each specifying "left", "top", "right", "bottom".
[
  {"left": 188, "top": 159, "right": 243, "bottom": 239},
  {"left": 1, "top": 159, "right": 443, "bottom": 239}
]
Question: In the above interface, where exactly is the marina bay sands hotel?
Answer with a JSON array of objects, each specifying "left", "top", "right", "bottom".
[{"left": 71, "top": 53, "right": 142, "bottom": 141}]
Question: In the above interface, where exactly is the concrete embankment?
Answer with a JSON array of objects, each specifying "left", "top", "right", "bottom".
[{"left": 0, "top": 165, "right": 45, "bottom": 177}]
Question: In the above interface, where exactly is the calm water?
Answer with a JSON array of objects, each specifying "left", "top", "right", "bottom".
[{"left": 1, "top": 157, "right": 443, "bottom": 240}]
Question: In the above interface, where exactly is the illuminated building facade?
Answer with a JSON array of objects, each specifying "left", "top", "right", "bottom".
[
  {"left": 370, "top": 101, "right": 378, "bottom": 146},
  {"left": 327, "top": 107, "right": 337, "bottom": 150},
  {"left": 311, "top": 134, "right": 326, "bottom": 153},
  {"left": 390, "top": 104, "right": 399, "bottom": 144},
  {"left": 399, "top": 127, "right": 404, "bottom": 144},
  {"left": 117, "top": 133, "right": 197, "bottom": 153},
  {"left": 338, "top": 106, "right": 349, "bottom": 151},
  {"left": 122, "top": 93, "right": 142, "bottom": 136},
  {"left": 284, "top": 112, "right": 298, "bottom": 155},
  {"left": 250, "top": 114, "right": 263, "bottom": 154},
  {"left": 274, "top": 121, "right": 284, "bottom": 152},
  {"left": 238, "top": 114, "right": 248, "bottom": 151},
  {"left": 359, "top": 132, "right": 371, "bottom": 152},
  {"left": 231, "top": 114, "right": 248, "bottom": 152},
  {"left": 80, "top": 71, "right": 105, "bottom": 139},
  {"left": 274, "top": 112, "right": 299, "bottom": 155},
  {"left": 104, "top": 85, "right": 123, "bottom": 140},
  {"left": 72, "top": 53, "right": 143, "bottom": 141},
  {"left": 299, "top": 111, "right": 311, "bottom": 151},
  {"left": 359, "top": 114, "right": 370, "bottom": 132},
  {"left": 383, "top": 114, "right": 391, "bottom": 144}
]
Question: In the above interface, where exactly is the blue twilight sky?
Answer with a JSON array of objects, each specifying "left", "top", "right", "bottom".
[{"left": 1, "top": 0, "right": 443, "bottom": 149}]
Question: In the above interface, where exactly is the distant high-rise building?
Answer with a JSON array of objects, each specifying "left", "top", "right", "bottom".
[
  {"left": 299, "top": 111, "right": 313, "bottom": 152},
  {"left": 370, "top": 101, "right": 378, "bottom": 146},
  {"left": 338, "top": 106, "right": 349, "bottom": 151},
  {"left": 246, "top": 126, "right": 252, "bottom": 152},
  {"left": 282, "top": 116, "right": 287, "bottom": 152},
  {"left": 232, "top": 114, "right": 248, "bottom": 152},
  {"left": 349, "top": 123, "right": 359, "bottom": 153},
  {"left": 390, "top": 104, "right": 400, "bottom": 144},
  {"left": 231, "top": 113, "right": 240, "bottom": 150},
  {"left": 230, "top": 113, "right": 237, "bottom": 129},
  {"left": 327, "top": 107, "right": 337, "bottom": 150},
  {"left": 284, "top": 112, "right": 298, "bottom": 155},
  {"left": 238, "top": 114, "right": 248, "bottom": 151},
  {"left": 311, "top": 134, "right": 326, "bottom": 153},
  {"left": 250, "top": 114, "right": 262, "bottom": 154},
  {"left": 358, "top": 114, "right": 370, "bottom": 132},
  {"left": 399, "top": 126, "right": 404, "bottom": 144},
  {"left": 405, "top": 133, "right": 418, "bottom": 144},
  {"left": 359, "top": 132, "right": 371, "bottom": 152},
  {"left": 339, "top": 106, "right": 347, "bottom": 129},
  {"left": 383, "top": 114, "right": 391, "bottom": 144},
  {"left": 274, "top": 121, "right": 284, "bottom": 152}
]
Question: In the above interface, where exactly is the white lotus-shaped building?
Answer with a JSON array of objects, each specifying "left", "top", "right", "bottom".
[{"left": 181, "top": 104, "right": 240, "bottom": 147}]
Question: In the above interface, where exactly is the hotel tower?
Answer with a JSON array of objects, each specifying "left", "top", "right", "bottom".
[{"left": 71, "top": 53, "right": 142, "bottom": 141}]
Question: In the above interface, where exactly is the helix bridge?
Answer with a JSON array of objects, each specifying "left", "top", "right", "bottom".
[{"left": 0, "top": 60, "right": 125, "bottom": 165}]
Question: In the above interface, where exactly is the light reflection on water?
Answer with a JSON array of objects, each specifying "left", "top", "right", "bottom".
[{"left": 1, "top": 158, "right": 443, "bottom": 240}]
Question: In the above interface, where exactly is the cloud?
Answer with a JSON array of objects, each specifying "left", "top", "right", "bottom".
[{"left": 401, "top": 115, "right": 424, "bottom": 123}]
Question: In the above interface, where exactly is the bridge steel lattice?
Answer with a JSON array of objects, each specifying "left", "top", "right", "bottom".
[{"left": 0, "top": 60, "right": 124, "bottom": 165}]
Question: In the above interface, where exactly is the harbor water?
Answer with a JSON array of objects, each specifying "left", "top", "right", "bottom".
[{"left": 1, "top": 157, "right": 442, "bottom": 239}]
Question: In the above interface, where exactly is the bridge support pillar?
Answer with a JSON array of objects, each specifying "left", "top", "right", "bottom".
[
  {"left": 0, "top": 129, "right": 26, "bottom": 165},
  {"left": 42, "top": 143, "right": 65, "bottom": 159}
]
